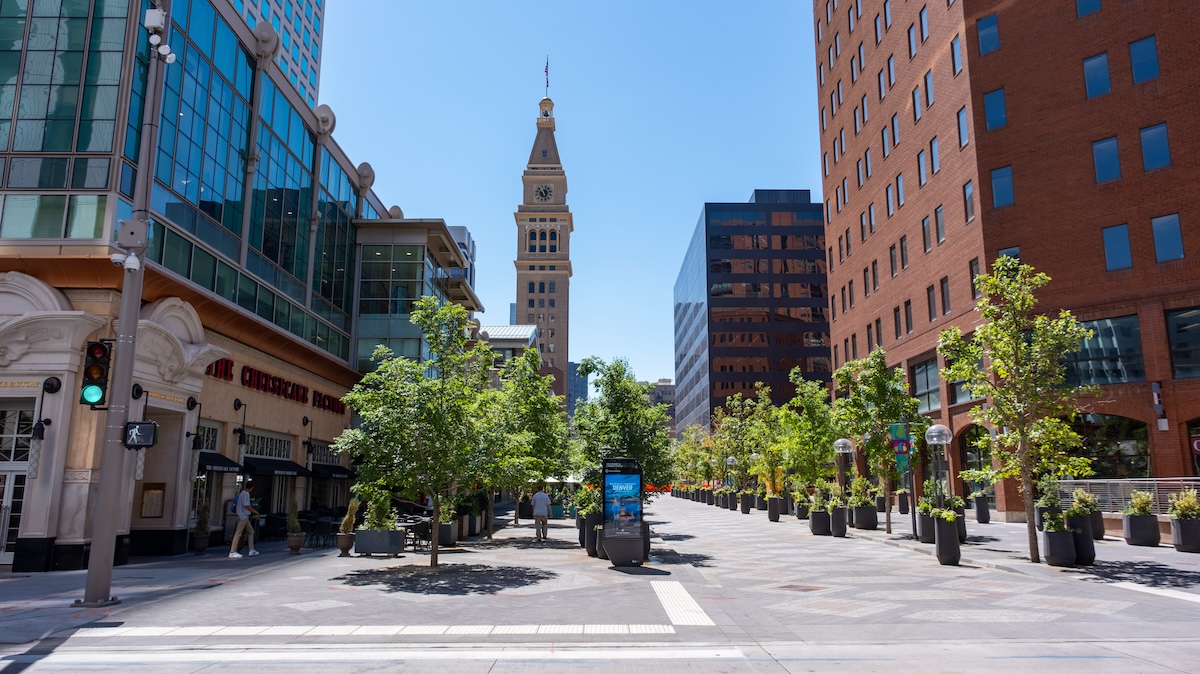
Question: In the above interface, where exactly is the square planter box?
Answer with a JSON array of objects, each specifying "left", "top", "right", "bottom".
[{"left": 354, "top": 529, "right": 405, "bottom": 556}]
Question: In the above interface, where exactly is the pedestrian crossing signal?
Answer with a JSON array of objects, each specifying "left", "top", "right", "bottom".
[
  {"left": 80, "top": 341, "right": 112, "bottom": 406},
  {"left": 124, "top": 421, "right": 158, "bottom": 449}
]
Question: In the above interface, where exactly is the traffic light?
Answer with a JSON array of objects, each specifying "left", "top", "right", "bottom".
[{"left": 80, "top": 341, "right": 112, "bottom": 406}]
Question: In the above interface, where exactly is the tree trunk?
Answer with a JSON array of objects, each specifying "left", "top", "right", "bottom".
[
  {"left": 431, "top": 500, "right": 440, "bottom": 567},
  {"left": 1020, "top": 441, "right": 1039, "bottom": 564},
  {"left": 487, "top": 490, "right": 495, "bottom": 540},
  {"left": 884, "top": 483, "right": 892, "bottom": 534}
]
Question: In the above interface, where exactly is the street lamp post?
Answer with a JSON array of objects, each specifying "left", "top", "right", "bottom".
[
  {"left": 834, "top": 438, "right": 854, "bottom": 492},
  {"left": 76, "top": 6, "right": 176, "bottom": 608},
  {"left": 725, "top": 456, "right": 735, "bottom": 488},
  {"left": 925, "top": 424, "right": 953, "bottom": 511}
]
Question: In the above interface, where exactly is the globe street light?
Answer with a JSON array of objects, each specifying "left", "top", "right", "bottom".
[
  {"left": 725, "top": 455, "right": 735, "bottom": 487},
  {"left": 925, "top": 424, "right": 953, "bottom": 509},
  {"left": 834, "top": 438, "right": 854, "bottom": 492}
]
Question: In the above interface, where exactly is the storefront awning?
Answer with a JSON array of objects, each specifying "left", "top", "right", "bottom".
[
  {"left": 197, "top": 451, "right": 242, "bottom": 473},
  {"left": 311, "top": 463, "right": 355, "bottom": 480},
  {"left": 242, "top": 456, "right": 312, "bottom": 477}
]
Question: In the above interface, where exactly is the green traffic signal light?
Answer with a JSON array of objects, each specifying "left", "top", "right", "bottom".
[
  {"left": 81, "top": 384, "right": 104, "bottom": 404},
  {"left": 80, "top": 341, "right": 112, "bottom": 406}
]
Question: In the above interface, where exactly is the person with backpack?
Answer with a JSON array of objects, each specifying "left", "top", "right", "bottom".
[{"left": 229, "top": 481, "right": 260, "bottom": 559}]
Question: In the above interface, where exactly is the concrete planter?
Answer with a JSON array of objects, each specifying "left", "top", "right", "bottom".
[
  {"left": 1043, "top": 529, "right": 1077, "bottom": 567},
  {"left": 1091, "top": 510, "right": 1106, "bottom": 540},
  {"left": 810, "top": 510, "right": 831, "bottom": 535},
  {"left": 740, "top": 494, "right": 753, "bottom": 514},
  {"left": 767, "top": 497, "right": 781, "bottom": 522},
  {"left": 975, "top": 496, "right": 991, "bottom": 524},
  {"left": 1123, "top": 514, "right": 1160, "bottom": 547},
  {"left": 1171, "top": 518, "right": 1200, "bottom": 553},
  {"left": 1065, "top": 514, "right": 1095, "bottom": 565},
  {"left": 852, "top": 506, "right": 878, "bottom": 530},
  {"left": 584, "top": 513, "right": 601, "bottom": 556},
  {"left": 355, "top": 529, "right": 404, "bottom": 556},
  {"left": 917, "top": 513, "right": 935, "bottom": 543},
  {"left": 898, "top": 493, "right": 910, "bottom": 515},
  {"left": 831, "top": 506, "right": 847, "bottom": 538},
  {"left": 795, "top": 503, "right": 810, "bottom": 520},
  {"left": 335, "top": 532, "right": 354, "bottom": 557},
  {"left": 755, "top": 495, "right": 768, "bottom": 510},
  {"left": 438, "top": 522, "right": 458, "bottom": 548},
  {"left": 934, "top": 518, "right": 960, "bottom": 566}
]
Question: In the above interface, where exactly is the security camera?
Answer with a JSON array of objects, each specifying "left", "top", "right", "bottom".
[
  {"left": 124, "top": 254, "right": 141, "bottom": 272},
  {"left": 110, "top": 253, "right": 127, "bottom": 267}
]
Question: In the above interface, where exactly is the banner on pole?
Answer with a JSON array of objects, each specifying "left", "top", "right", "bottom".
[{"left": 889, "top": 423, "right": 912, "bottom": 456}]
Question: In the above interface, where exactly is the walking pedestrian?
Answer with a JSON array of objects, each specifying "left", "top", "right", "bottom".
[
  {"left": 531, "top": 484, "right": 552, "bottom": 541},
  {"left": 229, "top": 481, "right": 260, "bottom": 559}
]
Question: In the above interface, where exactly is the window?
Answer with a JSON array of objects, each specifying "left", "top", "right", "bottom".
[
  {"left": 549, "top": 282, "right": 556, "bottom": 293},
  {"left": 896, "top": 173, "right": 905, "bottom": 206},
  {"left": 1152, "top": 213, "right": 1184, "bottom": 262},
  {"left": 913, "top": 87, "right": 922, "bottom": 121},
  {"left": 913, "top": 358, "right": 940, "bottom": 414},
  {"left": 1077, "top": 0, "right": 1100, "bottom": 17},
  {"left": 857, "top": 159, "right": 864, "bottom": 186},
  {"left": 889, "top": 244, "right": 898, "bottom": 276},
  {"left": 1140, "top": 123, "right": 1171, "bottom": 171},
  {"left": 838, "top": 235, "right": 845, "bottom": 262},
  {"left": 957, "top": 107, "right": 969, "bottom": 147},
  {"left": 1092, "top": 137, "right": 1121, "bottom": 183},
  {"left": 935, "top": 205, "right": 945, "bottom": 243},
  {"left": 861, "top": 94, "right": 869, "bottom": 122},
  {"left": 860, "top": 212, "right": 867, "bottom": 239},
  {"left": 823, "top": 153, "right": 829, "bottom": 177},
  {"left": 875, "top": 15, "right": 882, "bottom": 44},
  {"left": 1167, "top": 307, "right": 1200, "bottom": 379},
  {"left": 851, "top": 55, "right": 858, "bottom": 82},
  {"left": 867, "top": 323, "right": 874, "bottom": 351},
  {"left": 882, "top": 127, "right": 891, "bottom": 157},
  {"left": 927, "top": 285, "right": 937, "bottom": 321},
  {"left": 977, "top": 14, "right": 999, "bottom": 54},
  {"left": 1065, "top": 315, "right": 1146, "bottom": 386},
  {"left": 884, "top": 0, "right": 892, "bottom": 27},
  {"left": 891, "top": 113, "right": 900, "bottom": 145},
  {"left": 845, "top": 227, "right": 852, "bottom": 255},
  {"left": 876, "top": 318, "right": 884, "bottom": 348},
  {"left": 940, "top": 276, "right": 952, "bottom": 314},
  {"left": 1083, "top": 53, "right": 1111, "bottom": 98},
  {"left": 930, "top": 137, "right": 940, "bottom": 173},
  {"left": 963, "top": 180, "right": 975, "bottom": 222},
  {"left": 888, "top": 56, "right": 896, "bottom": 86},
  {"left": 879, "top": 69, "right": 887, "bottom": 100},
  {"left": 872, "top": 260, "right": 879, "bottom": 290},
  {"left": 849, "top": 280, "right": 856, "bottom": 308},
  {"left": 999, "top": 246, "right": 1020, "bottom": 260},
  {"left": 869, "top": 202, "right": 876, "bottom": 230},
  {"left": 991, "top": 166, "right": 1014, "bottom": 208},
  {"left": 922, "top": 217, "right": 932, "bottom": 252},
  {"left": 841, "top": 287, "right": 847, "bottom": 312},
  {"left": 866, "top": 149, "right": 873, "bottom": 176},
  {"left": 1130, "top": 36, "right": 1159, "bottom": 84},
  {"left": 900, "top": 235, "right": 909, "bottom": 268},
  {"left": 863, "top": 268, "right": 870, "bottom": 297},
  {"left": 852, "top": 334, "right": 859, "bottom": 359},
  {"left": 951, "top": 35, "right": 963, "bottom": 74},
  {"left": 854, "top": 106, "right": 861, "bottom": 133},
  {"left": 969, "top": 258, "right": 981, "bottom": 299},
  {"left": 918, "top": 151, "right": 928, "bottom": 185},
  {"left": 983, "top": 89, "right": 1007, "bottom": 129},
  {"left": 1102, "top": 224, "right": 1132, "bottom": 271},
  {"left": 904, "top": 300, "right": 913, "bottom": 333},
  {"left": 886, "top": 185, "right": 895, "bottom": 215},
  {"left": 924, "top": 70, "right": 935, "bottom": 106},
  {"left": 894, "top": 307, "right": 903, "bottom": 339},
  {"left": 908, "top": 25, "right": 917, "bottom": 58},
  {"left": 920, "top": 7, "right": 929, "bottom": 40}
]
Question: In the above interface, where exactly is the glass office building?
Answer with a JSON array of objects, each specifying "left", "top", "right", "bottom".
[{"left": 673, "top": 190, "right": 831, "bottom": 432}]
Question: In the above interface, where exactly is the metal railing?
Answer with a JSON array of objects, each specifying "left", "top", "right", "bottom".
[{"left": 1057, "top": 478, "right": 1200, "bottom": 515}]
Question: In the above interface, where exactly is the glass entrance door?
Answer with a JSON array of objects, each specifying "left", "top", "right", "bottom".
[{"left": 0, "top": 472, "right": 25, "bottom": 565}]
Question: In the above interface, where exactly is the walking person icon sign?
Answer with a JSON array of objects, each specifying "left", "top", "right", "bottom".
[{"left": 123, "top": 421, "right": 159, "bottom": 449}]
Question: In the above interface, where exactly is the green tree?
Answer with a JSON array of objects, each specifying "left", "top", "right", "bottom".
[
  {"left": 833, "top": 348, "right": 924, "bottom": 534},
  {"left": 778, "top": 372, "right": 838, "bottom": 491},
  {"left": 574, "top": 357, "right": 673, "bottom": 491},
  {"left": 673, "top": 424, "right": 709, "bottom": 487},
  {"left": 334, "top": 296, "right": 492, "bottom": 566},
  {"left": 939, "top": 256, "right": 1094, "bottom": 563},
  {"left": 709, "top": 390, "right": 773, "bottom": 492}
]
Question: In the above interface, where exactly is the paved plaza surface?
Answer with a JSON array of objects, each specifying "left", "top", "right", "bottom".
[{"left": 2, "top": 496, "right": 1200, "bottom": 672}]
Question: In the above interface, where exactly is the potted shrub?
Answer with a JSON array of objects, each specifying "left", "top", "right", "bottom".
[
  {"left": 947, "top": 494, "right": 967, "bottom": 544},
  {"left": 355, "top": 492, "right": 405, "bottom": 556},
  {"left": 191, "top": 499, "right": 210, "bottom": 555},
  {"left": 932, "top": 508, "right": 960, "bottom": 566},
  {"left": 1063, "top": 498, "right": 1095, "bottom": 566},
  {"left": 1042, "top": 510, "right": 1076, "bottom": 567},
  {"left": 767, "top": 492, "right": 782, "bottom": 522},
  {"left": 1034, "top": 473, "right": 1061, "bottom": 532},
  {"left": 875, "top": 480, "right": 887, "bottom": 513},
  {"left": 829, "top": 485, "right": 848, "bottom": 538},
  {"left": 916, "top": 478, "right": 938, "bottom": 544},
  {"left": 1072, "top": 489, "right": 1105, "bottom": 541},
  {"left": 755, "top": 484, "right": 768, "bottom": 511},
  {"left": 809, "top": 481, "right": 832, "bottom": 535},
  {"left": 1123, "top": 490, "right": 1160, "bottom": 547},
  {"left": 793, "top": 487, "right": 810, "bottom": 520},
  {"left": 740, "top": 490, "right": 754, "bottom": 514},
  {"left": 970, "top": 490, "right": 991, "bottom": 524},
  {"left": 577, "top": 486, "right": 602, "bottom": 556},
  {"left": 438, "top": 505, "right": 458, "bottom": 548},
  {"left": 286, "top": 499, "right": 305, "bottom": 555},
  {"left": 1168, "top": 487, "right": 1200, "bottom": 553},
  {"left": 896, "top": 488, "right": 910, "bottom": 515},
  {"left": 336, "top": 498, "right": 359, "bottom": 557},
  {"left": 848, "top": 475, "right": 878, "bottom": 530}
]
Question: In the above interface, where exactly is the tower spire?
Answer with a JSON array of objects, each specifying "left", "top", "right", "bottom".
[{"left": 544, "top": 56, "right": 549, "bottom": 98}]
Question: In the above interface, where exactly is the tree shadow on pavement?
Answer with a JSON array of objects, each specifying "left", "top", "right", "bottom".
[
  {"left": 1063, "top": 560, "right": 1200, "bottom": 589},
  {"left": 611, "top": 566, "right": 671, "bottom": 576},
  {"left": 332, "top": 563, "right": 556, "bottom": 595},
  {"left": 469, "top": 537, "right": 580, "bottom": 550},
  {"left": 652, "top": 551, "right": 715, "bottom": 567},
  {"left": 657, "top": 533, "right": 695, "bottom": 542}
]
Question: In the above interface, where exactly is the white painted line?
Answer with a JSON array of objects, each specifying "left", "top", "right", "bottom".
[
  {"left": 1112, "top": 581, "right": 1200, "bottom": 604},
  {"left": 305, "top": 625, "right": 359, "bottom": 635},
  {"left": 629, "top": 624, "right": 676, "bottom": 634},
  {"left": 490, "top": 625, "right": 540, "bottom": 634},
  {"left": 352, "top": 625, "right": 404, "bottom": 636},
  {"left": 260, "top": 626, "right": 316, "bottom": 636},
  {"left": 27, "top": 647, "right": 743, "bottom": 663},
  {"left": 651, "top": 580, "right": 715, "bottom": 626},
  {"left": 62, "top": 624, "right": 679, "bottom": 638},
  {"left": 214, "top": 626, "right": 269, "bottom": 636},
  {"left": 164, "top": 626, "right": 223, "bottom": 636},
  {"left": 583, "top": 624, "right": 628, "bottom": 634},
  {"left": 445, "top": 625, "right": 493, "bottom": 635},
  {"left": 536, "top": 624, "right": 583, "bottom": 634},
  {"left": 399, "top": 625, "right": 448, "bottom": 635},
  {"left": 66, "top": 627, "right": 132, "bottom": 638},
  {"left": 121, "top": 627, "right": 182, "bottom": 637}
]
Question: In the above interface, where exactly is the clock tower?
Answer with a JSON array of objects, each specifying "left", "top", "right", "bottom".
[{"left": 515, "top": 97, "right": 571, "bottom": 396}]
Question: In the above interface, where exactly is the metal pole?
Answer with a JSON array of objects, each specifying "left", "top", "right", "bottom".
[{"left": 77, "top": 7, "right": 170, "bottom": 607}]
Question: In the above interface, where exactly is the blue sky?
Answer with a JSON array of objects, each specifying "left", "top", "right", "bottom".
[{"left": 320, "top": 1, "right": 821, "bottom": 384}]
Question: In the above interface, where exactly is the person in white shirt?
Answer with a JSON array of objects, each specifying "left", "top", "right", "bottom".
[
  {"left": 531, "top": 485, "right": 552, "bottom": 541},
  {"left": 229, "top": 481, "right": 260, "bottom": 559}
]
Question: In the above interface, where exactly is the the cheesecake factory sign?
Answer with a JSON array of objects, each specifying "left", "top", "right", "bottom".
[{"left": 206, "top": 358, "right": 347, "bottom": 415}]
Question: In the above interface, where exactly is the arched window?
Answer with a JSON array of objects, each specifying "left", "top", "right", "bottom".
[
  {"left": 528, "top": 282, "right": 534, "bottom": 294},
  {"left": 538, "top": 282, "right": 545, "bottom": 293},
  {"left": 549, "top": 231, "right": 557, "bottom": 241},
  {"left": 529, "top": 231, "right": 536, "bottom": 241},
  {"left": 549, "top": 282, "right": 556, "bottom": 293},
  {"left": 539, "top": 231, "right": 547, "bottom": 240}
]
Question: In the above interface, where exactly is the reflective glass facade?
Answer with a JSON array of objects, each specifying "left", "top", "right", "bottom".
[{"left": 674, "top": 190, "right": 830, "bottom": 433}]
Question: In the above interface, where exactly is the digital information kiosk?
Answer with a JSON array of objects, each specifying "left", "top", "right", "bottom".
[{"left": 602, "top": 457, "right": 643, "bottom": 566}]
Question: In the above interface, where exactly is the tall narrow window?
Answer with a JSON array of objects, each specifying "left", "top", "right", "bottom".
[
  {"left": 924, "top": 70, "right": 935, "bottom": 106},
  {"left": 882, "top": 127, "right": 891, "bottom": 157},
  {"left": 896, "top": 173, "right": 905, "bottom": 206},
  {"left": 1092, "top": 136, "right": 1121, "bottom": 183},
  {"left": 860, "top": 212, "right": 867, "bottom": 240},
  {"left": 891, "top": 113, "right": 900, "bottom": 145},
  {"left": 969, "top": 258, "right": 981, "bottom": 299},
  {"left": 871, "top": 260, "right": 878, "bottom": 290},
  {"left": 888, "top": 55, "right": 896, "bottom": 86},
  {"left": 867, "top": 323, "right": 874, "bottom": 351},
  {"left": 963, "top": 180, "right": 975, "bottom": 222},
  {"left": 922, "top": 217, "right": 932, "bottom": 253},
  {"left": 935, "top": 205, "right": 945, "bottom": 243},
  {"left": 863, "top": 268, "right": 870, "bottom": 297},
  {"left": 886, "top": 184, "right": 895, "bottom": 215},
  {"left": 857, "top": 159, "right": 864, "bottom": 186},
  {"left": 875, "top": 14, "right": 882, "bottom": 44},
  {"left": 1152, "top": 213, "right": 1184, "bottom": 262},
  {"left": 849, "top": 280, "right": 855, "bottom": 308},
  {"left": 868, "top": 202, "right": 876, "bottom": 230},
  {"left": 983, "top": 89, "right": 1007, "bottom": 129},
  {"left": 904, "top": 300, "right": 913, "bottom": 333},
  {"left": 1102, "top": 224, "right": 1132, "bottom": 271},
  {"left": 918, "top": 150, "right": 928, "bottom": 185},
  {"left": 977, "top": 13, "right": 999, "bottom": 54},
  {"left": 991, "top": 166, "right": 1014, "bottom": 208},
  {"left": 894, "top": 306, "right": 902, "bottom": 339},
  {"left": 861, "top": 94, "right": 869, "bottom": 122},
  {"left": 913, "top": 87, "right": 922, "bottom": 121},
  {"left": 930, "top": 137, "right": 940, "bottom": 173},
  {"left": 957, "top": 107, "right": 969, "bottom": 147},
  {"left": 940, "top": 276, "right": 951, "bottom": 315},
  {"left": 920, "top": 7, "right": 929, "bottom": 40},
  {"left": 866, "top": 148, "right": 873, "bottom": 176},
  {"left": 878, "top": 69, "right": 887, "bottom": 100},
  {"left": 951, "top": 35, "right": 963, "bottom": 74},
  {"left": 927, "top": 285, "right": 937, "bottom": 321},
  {"left": 1083, "top": 53, "right": 1111, "bottom": 98},
  {"left": 1130, "top": 36, "right": 1159, "bottom": 84},
  {"left": 884, "top": 0, "right": 892, "bottom": 27},
  {"left": 908, "top": 24, "right": 917, "bottom": 58},
  {"left": 1140, "top": 123, "right": 1171, "bottom": 171},
  {"left": 889, "top": 244, "right": 897, "bottom": 276},
  {"left": 900, "top": 235, "right": 909, "bottom": 268}
]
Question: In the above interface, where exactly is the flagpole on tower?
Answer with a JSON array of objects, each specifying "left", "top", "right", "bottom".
[{"left": 545, "top": 56, "right": 549, "bottom": 97}]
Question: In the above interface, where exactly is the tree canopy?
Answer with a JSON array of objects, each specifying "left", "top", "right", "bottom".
[{"left": 574, "top": 357, "right": 673, "bottom": 491}]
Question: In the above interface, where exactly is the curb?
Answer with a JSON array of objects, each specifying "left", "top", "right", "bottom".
[{"left": 843, "top": 530, "right": 1032, "bottom": 576}]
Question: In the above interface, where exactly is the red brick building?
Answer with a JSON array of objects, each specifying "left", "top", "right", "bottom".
[{"left": 814, "top": 0, "right": 1200, "bottom": 517}]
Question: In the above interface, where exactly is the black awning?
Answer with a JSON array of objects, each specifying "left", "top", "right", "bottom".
[
  {"left": 242, "top": 456, "right": 312, "bottom": 477},
  {"left": 311, "top": 463, "right": 355, "bottom": 480},
  {"left": 198, "top": 451, "right": 242, "bottom": 473}
]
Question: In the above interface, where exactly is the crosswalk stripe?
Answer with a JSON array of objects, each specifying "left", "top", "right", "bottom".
[
  {"left": 64, "top": 624, "right": 678, "bottom": 638},
  {"left": 651, "top": 580, "right": 715, "bottom": 626}
]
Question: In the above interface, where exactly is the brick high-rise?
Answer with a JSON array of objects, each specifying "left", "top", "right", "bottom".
[{"left": 815, "top": 0, "right": 1200, "bottom": 516}]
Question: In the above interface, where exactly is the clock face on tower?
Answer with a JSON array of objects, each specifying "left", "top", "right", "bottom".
[{"left": 534, "top": 184, "right": 553, "bottom": 202}]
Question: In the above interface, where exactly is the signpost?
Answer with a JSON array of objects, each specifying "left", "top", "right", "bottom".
[
  {"left": 890, "top": 423, "right": 918, "bottom": 539},
  {"left": 602, "top": 457, "right": 643, "bottom": 566}
]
